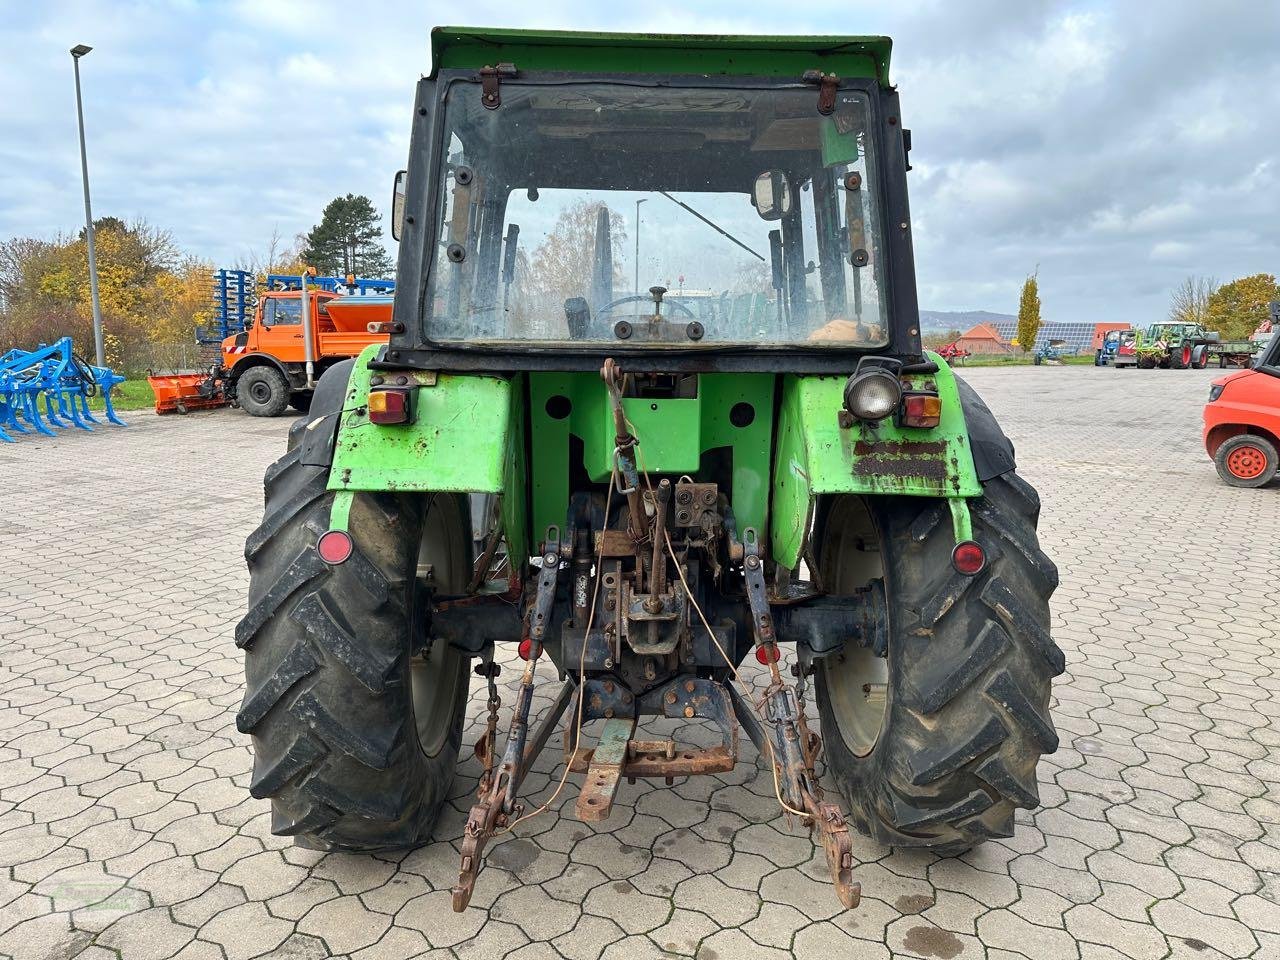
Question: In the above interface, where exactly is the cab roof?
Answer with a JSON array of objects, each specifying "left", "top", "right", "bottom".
[{"left": 429, "top": 26, "right": 893, "bottom": 87}]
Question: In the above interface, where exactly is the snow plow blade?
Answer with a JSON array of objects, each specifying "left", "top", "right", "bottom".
[{"left": 146, "top": 372, "right": 227, "bottom": 415}]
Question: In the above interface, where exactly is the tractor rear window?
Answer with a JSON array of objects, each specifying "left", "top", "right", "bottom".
[{"left": 423, "top": 81, "right": 888, "bottom": 349}]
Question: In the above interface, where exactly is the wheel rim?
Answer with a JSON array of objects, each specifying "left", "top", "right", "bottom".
[
  {"left": 1226, "top": 444, "right": 1268, "bottom": 480},
  {"left": 250, "top": 380, "right": 272, "bottom": 403},
  {"left": 409, "top": 495, "right": 469, "bottom": 758},
  {"left": 412, "top": 641, "right": 464, "bottom": 757},
  {"left": 818, "top": 498, "right": 889, "bottom": 758},
  {"left": 823, "top": 647, "right": 889, "bottom": 757},
  {"left": 1182, "top": 346, "right": 1191, "bottom": 366}
]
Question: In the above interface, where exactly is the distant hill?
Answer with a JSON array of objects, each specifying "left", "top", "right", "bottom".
[{"left": 919, "top": 310, "right": 1015, "bottom": 333}]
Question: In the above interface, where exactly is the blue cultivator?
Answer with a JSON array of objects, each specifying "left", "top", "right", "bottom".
[{"left": 0, "top": 338, "right": 126, "bottom": 443}]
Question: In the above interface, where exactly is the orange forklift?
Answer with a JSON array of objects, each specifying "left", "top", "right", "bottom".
[
  {"left": 1203, "top": 303, "right": 1280, "bottom": 487},
  {"left": 149, "top": 271, "right": 394, "bottom": 416}
]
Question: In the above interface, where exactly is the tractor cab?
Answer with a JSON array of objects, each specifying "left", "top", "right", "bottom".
[{"left": 389, "top": 33, "right": 921, "bottom": 371}]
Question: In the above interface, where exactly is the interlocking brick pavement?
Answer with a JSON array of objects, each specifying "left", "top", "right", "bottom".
[{"left": 1, "top": 365, "right": 1277, "bottom": 959}]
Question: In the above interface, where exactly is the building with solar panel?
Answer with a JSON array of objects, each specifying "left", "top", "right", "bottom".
[{"left": 981, "top": 320, "right": 1128, "bottom": 355}]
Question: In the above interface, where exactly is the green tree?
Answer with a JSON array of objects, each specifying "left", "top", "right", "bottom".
[
  {"left": 1015, "top": 271, "right": 1041, "bottom": 353},
  {"left": 301, "top": 194, "right": 394, "bottom": 277},
  {"left": 1205, "top": 273, "right": 1280, "bottom": 340}
]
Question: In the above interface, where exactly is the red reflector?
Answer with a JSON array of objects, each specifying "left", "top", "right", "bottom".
[
  {"left": 317, "top": 530, "right": 353, "bottom": 565},
  {"left": 755, "top": 643, "right": 780, "bottom": 665},
  {"left": 901, "top": 393, "right": 942, "bottom": 428},
  {"left": 518, "top": 638, "right": 533, "bottom": 661},
  {"left": 952, "top": 540, "right": 986, "bottom": 575},
  {"left": 368, "top": 388, "right": 411, "bottom": 425}
]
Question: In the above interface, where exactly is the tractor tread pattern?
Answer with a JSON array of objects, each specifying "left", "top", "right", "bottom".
[
  {"left": 234, "top": 553, "right": 326, "bottom": 650},
  {"left": 914, "top": 621, "right": 1009, "bottom": 714},
  {"left": 236, "top": 639, "right": 319, "bottom": 734},
  {"left": 818, "top": 466, "right": 1062, "bottom": 853},
  {"left": 235, "top": 433, "right": 465, "bottom": 852},
  {"left": 248, "top": 732, "right": 325, "bottom": 799},
  {"left": 289, "top": 592, "right": 397, "bottom": 693}
]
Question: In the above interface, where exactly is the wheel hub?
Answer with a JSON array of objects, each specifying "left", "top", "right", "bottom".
[{"left": 1227, "top": 444, "right": 1267, "bottom": 479}]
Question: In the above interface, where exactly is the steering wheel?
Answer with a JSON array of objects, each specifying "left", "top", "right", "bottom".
[{"left": 597, "top": 294, "right": 697, "bottom": 320}]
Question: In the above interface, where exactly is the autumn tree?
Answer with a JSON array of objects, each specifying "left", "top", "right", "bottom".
[
  {"left": 0, "top": 218, "right": 210, "bottom": 375},
  {"left": 1015, "top": 271, "right": 1042, "bottom": 353},
  {"left": 1168, "top": 276, "right": 1218, "bottom": 327},
  {"left": 301, "top": 194, "right": 394, "bottom": 277},
  {"left": 527, "top": 199, "right": 627, "bottom": 334},
  {"left": 1205, "top": 273, "right": 1280, "bottom": 340}
]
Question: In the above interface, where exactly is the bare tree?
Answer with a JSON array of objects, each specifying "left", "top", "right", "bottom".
[{"left": 1168, "top": 276, "right": 1218, "bottom": 326}]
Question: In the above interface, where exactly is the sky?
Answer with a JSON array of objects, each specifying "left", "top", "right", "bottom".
[{"left": 1, "top": 0, "right": 1278, "bottom": 325}]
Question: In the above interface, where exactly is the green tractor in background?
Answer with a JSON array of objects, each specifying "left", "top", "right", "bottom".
[{"left": 235, "top": 27, "right": 1062, "bottom": 911}]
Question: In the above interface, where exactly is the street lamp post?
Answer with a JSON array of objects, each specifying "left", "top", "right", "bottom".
[
  {"left": 70, "top": 44, "right": 106, "bottom": 368},
  {"left": 634, "top": 197, "right": 647, "bottom": 298}
]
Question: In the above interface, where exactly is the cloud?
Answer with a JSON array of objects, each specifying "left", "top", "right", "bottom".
[{"left": 1, "top": 1, "right": 1277, "bottom": 325}]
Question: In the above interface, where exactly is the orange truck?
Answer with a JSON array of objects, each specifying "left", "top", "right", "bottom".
[
  {"left": 222, "top": 288, "right": 392, "bottom": 415},
  {"left": 149, "top": 277, "right": 393, "bottom": 417}
]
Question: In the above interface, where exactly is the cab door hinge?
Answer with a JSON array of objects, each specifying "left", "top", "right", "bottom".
[
  {"left": 802, "top": 70, "right": 840, "bottom": 116},
  {"left": 480, "top": 63, "right": 517, "bottom": 110}
]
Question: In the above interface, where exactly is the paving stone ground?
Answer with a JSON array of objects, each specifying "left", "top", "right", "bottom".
[{"left": 1, "top": 365, "right": 1278, "bottom": 960}]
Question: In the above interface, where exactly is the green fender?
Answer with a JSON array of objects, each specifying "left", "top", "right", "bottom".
[
  {"left": 769, "top": 353, "right": 982, "bottom": 569},
  {"left": 325, "top": 346, "right": 529, "bottom": 564}
]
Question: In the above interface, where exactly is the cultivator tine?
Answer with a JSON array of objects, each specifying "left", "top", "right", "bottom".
[
  {"left": 91, "top": 364, "right": 128, "bottom": 426},
  {"left": 25, "top": 394, "right": 55, "bottom": 437},
  {"left": 43, "top": 392, "right": 68, "bottom": 429},
  {"left": 80, "top": 393, "right": 101, "bottom": 424}
]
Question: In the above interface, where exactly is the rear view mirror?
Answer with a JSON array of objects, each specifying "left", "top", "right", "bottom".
[
  {"left": 752, "top": 170, "right": 792, "bottom": 221},
  {"left": 391, "top": 170, "right": 407, "bottom": 241}
]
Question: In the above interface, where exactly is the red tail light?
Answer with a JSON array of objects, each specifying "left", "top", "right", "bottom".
[
  {"left": 900, "top": 393, "right": 942, "bottom": 429},
  {"left": 368, "top": 387, "right": 412, "bottom": 425},
  {"left": 951, "top": 540, "right": 986, "bottom": 575},
  {"left": 518, "top": 638, "right": 533, "bottom": 660}
]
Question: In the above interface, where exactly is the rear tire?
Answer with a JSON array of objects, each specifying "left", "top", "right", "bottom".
[
  {"left": 289, "top": 393, "right": 313, "bottom": 413},
  {"left": 237, "top": 366, "right": 290, "bottom": 417},
  {"left": 235, "top": 449, "right": 470, "bottom": 850},
  {"left": 1214, "top": 435, "right": 1278, "bottom": 488},
  {"left": 814, "top": 473, "right": 1062, "bottom": 853}
]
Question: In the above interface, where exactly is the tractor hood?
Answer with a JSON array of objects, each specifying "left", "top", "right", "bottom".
[{"left": 429, "top": 26, "right": 893, "bottom": 86}]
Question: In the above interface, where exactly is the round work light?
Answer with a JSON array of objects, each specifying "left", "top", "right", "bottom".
[{"left": 843, "top": 369, "right": 902, "bottom": 422}]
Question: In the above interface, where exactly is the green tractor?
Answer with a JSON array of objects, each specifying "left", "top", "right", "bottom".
[{"left": 236, "top": 27, "right": 1062, "bottom": 912}]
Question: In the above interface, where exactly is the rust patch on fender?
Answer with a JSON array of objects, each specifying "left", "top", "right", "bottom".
[{"left": 852, "top": 438, "right": 949, "bottom": 482}]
